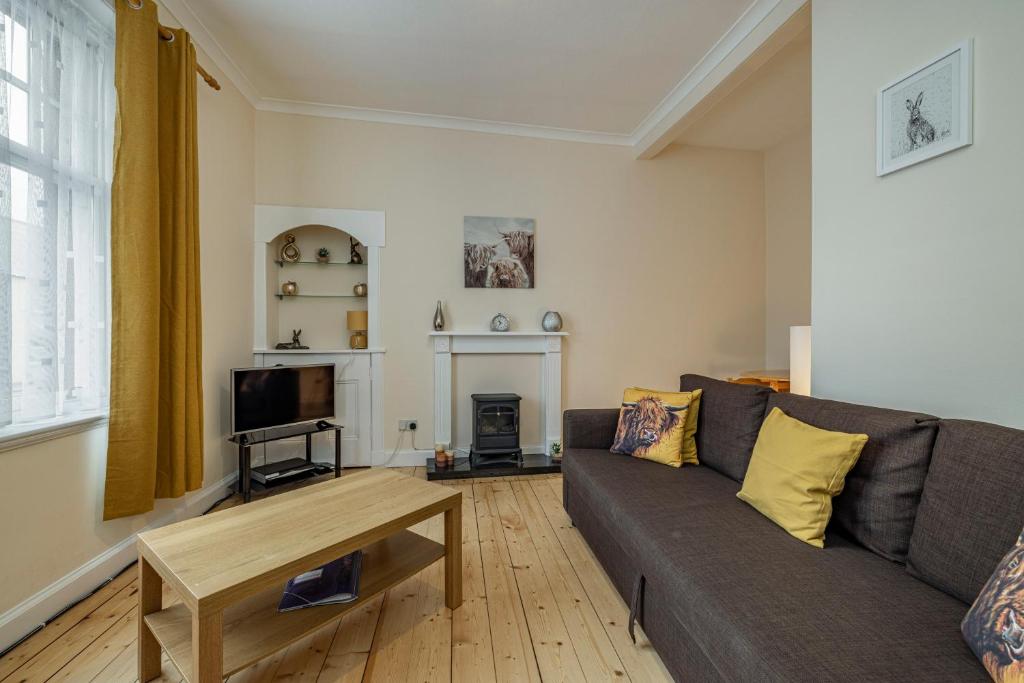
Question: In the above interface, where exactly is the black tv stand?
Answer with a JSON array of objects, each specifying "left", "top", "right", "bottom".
[{"left": 228, "top": 422, "right": 343, "bottom": 503}]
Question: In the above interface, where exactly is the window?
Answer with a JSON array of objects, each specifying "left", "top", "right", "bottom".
[{"left": 0, "top": 0, "right": 114, "bottom": 442}]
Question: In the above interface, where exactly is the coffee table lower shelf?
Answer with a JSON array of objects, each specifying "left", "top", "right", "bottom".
[{"left": 144, "top": 530, "right": 444, "bottom": 681}]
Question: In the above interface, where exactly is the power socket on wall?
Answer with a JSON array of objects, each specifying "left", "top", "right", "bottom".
[{"left": 399, "top": 419, "right": 418, "bottom": 432}]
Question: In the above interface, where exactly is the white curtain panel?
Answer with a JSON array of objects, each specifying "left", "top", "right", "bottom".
[{"left": 0, "top": 0, "right": 114, "bottom": 428}]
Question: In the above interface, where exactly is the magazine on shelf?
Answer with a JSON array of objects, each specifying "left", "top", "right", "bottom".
[{"left": 278, "top": 550, "right": 363, "bottom": 612}]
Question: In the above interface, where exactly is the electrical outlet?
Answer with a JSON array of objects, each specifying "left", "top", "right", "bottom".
[{"left": 399, "top": 419, "right": 418, "bottom": 431}]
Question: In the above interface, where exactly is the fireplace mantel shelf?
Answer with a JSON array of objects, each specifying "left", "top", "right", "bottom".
[{"left": 428, "top": 331, "right": 568, "bottom": 336}]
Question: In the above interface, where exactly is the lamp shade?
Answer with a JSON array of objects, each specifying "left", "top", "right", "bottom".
[
  {"left": 790, "top": 325, "right": 812, "bottom": 396},
  {"left": 346, "top": 310, "right": 368, "bottom": 331}
]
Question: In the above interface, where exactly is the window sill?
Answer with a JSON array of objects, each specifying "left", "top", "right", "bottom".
[{"left": 0, "top": 413, "right": 109, "bottom": 453}]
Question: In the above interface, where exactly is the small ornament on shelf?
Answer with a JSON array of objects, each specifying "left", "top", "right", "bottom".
[
  {"left": 280, "top": 233, "right": 300, "bottom": 263},
  {"left": 353, "top": 282, "right": 368, "bottom": 297},
  {"left": 281, "top": 280, "right": 298, "bottom": 296},
  {"left": 349, "top": 237, "right": 364, "bottom": 265},
  {"left": 490, "top": 313, "right": 510, "bottom": 332},
  {"left": 316, "top": 247, "right": 330, "bottom": 263},
  {"left": 433, "top": 301, "right": 445, "bottom": 331},
  {"left": 274, "top": 329, "right": 309, "bottom": 350},
  {"left": 542, "top": 311, "right": 563, "bottom": 332}
]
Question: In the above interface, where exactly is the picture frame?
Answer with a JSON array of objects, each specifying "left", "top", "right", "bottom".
[
  {"left": 463, "top": 216, "right": 535, "bottom": 289},
  {"left": 876, "top": 39, "right": 973, "bottom": 176}
]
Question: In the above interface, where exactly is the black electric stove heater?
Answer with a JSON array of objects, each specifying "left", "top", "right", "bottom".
[{"left": 470, "top": 393, "right": 523, "bottom": 467}]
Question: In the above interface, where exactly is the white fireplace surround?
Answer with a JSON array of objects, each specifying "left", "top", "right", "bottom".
[{"left": 430, "top": 331, "right": 567, "bottom": 455}]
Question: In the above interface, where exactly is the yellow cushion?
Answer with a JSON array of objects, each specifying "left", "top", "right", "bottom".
[
  {"left": 679, "top": 388, "right": 702, "bottom": 465},
  {"left": 611, "top": 388, "right": 701, "bottom": 467},
  {"left": 737, "top": 407, "right": 867, "bottom": 548}
]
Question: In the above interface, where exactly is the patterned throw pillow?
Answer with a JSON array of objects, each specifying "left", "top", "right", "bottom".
[
  {"left": 963, "top": 527, "right": 1024, "bottom": 682},
  {"left": 610, "top": 388, "right": 701, "bottom": 467}
]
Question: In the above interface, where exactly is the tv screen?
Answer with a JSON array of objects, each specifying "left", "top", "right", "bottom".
[{"left": 231, "top": 364, "right": 335, "bottom": 434}]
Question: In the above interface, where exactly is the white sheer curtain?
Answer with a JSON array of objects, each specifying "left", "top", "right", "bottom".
[{"left": 0, "top": 0, "right": 114, "bottom": 432}]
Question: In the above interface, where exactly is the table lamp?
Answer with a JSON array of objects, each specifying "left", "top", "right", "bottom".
[
  {"left": 790, "top": 325, "right": 812, "bottom": 396},
  {"left": 347, "top": 310, "right": 368, "bottom": 349}
]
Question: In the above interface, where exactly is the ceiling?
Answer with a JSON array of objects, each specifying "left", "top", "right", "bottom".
[
  {"left": 674, "top": 26, "right": 810, "bottom": 151},
  {"left": 176, "top": 0, "right": 760, "bottom": 138}
]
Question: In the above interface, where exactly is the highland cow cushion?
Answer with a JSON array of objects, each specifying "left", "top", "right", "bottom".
[
  {"left": 962, "top": 527, "right": 1024, "bottom": 682},
  {"left": 610, "top": 388, "right": 701, "bottom": 467}
]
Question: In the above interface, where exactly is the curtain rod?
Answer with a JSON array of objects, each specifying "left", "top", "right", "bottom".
[
  {"left": 112, "top": 0, "right": 220, "bottom": 91},
  {"left": 156, "top": 23, "right": 221, "bottom": 91}
]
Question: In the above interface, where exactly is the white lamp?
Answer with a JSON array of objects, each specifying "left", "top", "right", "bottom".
[{"left": 790, "top": 326, "right": 812, "bottom": 396}]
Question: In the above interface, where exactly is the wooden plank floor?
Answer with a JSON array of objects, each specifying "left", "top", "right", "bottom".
[{"left": 0, "top": 468, "right": 671, "bottom": 682}]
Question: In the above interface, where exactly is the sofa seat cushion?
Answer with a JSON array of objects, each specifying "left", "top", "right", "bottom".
[
  {"left": 908, "top": 419, "right": 1024, "bottom": 604},
  {"left": 562, "top": 448, "right": 987, "bottom": 682},
  {"left": 767, "top": 393, "right": 939, "bottom": 563}
]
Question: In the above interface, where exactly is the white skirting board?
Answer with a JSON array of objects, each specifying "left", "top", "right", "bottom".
[{"left": 0, "top": 471, "right": 239, "bottom": 653}]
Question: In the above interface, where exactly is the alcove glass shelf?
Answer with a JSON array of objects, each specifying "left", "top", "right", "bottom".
[
  {"left": 275, "top": 294, "right": 366, "bottom": 300},
  {"left": 275, "top": 259, "right": 366, "bottom": 267}
]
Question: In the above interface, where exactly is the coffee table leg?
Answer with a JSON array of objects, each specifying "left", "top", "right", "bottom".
[
  {"left": 192, "top": 610, "right": 223, "bottom": 683},
  {"left": 444, "top": 500, "right": 463, "bottom": 610},
  {"left": 138, "top": 557, "right": 162, "bottom": 682}
]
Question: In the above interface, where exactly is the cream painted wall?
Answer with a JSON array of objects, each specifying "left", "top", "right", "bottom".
[
  {"left": 254, "top": 112, "right": 768, "bottom": 451},
  {"left": 812, "top": 0, "right": 1024, "bottom": 424},
  {"left": 764, "top": 131, "right": 811, "bottom": 368},
  {"left": 0, "top": 13, "right": 255, "bottom": 616}
]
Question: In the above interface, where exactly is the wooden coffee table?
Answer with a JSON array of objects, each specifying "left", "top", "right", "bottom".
[{"left": 136, "top": 469, "right": 462, "bottom": 682}]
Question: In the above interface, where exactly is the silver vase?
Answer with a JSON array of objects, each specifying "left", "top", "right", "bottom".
[
  {"left": 542, "top": 311, "right": 563, "bottom": 332},
  {"left": 433, "top": 301, "right": 445, "bottom": 331}
]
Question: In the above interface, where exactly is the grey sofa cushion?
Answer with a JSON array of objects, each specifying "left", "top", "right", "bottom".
[
  {"left": 563, "top": 448, "right": 986, "bottom": 681},
  {"left": 766, "top": 393, "right": 939, "bottom": 562},
  {"left": 907, "top": 419, "right": 1024, "bottom": 604},
  {"left": 562, "top": 408, "right": 619, "bottom": 450},
  {"left": 563, "top": 465, "right": 726, "bottom": 682},
  {"left": 679, "top": 374, "right": 771, "bottom": 481}
]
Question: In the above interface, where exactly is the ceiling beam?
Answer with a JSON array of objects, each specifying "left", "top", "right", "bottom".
[{"left": 631, "top": 0, "right": 810, "bottom": 160}]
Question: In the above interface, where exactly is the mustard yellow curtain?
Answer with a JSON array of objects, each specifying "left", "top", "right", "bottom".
[{"left": 104, "top": 0, "right": 204, "bottom": 520}]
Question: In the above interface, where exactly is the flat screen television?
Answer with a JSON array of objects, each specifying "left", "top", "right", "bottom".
[{"left": 231, "top": 364, "right": 335, "bottom": 434}]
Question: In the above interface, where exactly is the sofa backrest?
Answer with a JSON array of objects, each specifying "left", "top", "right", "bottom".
[
  {"left": 766, "top": 393, "right": 938, "bottom": 563},
  {"left": 907, "top": 419, "right": 1024, "bottom": 604},
  {"left": 679, "top": 374, "right": 771, "bottom": 482}
]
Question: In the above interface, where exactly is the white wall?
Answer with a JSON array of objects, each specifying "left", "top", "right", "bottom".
[
  {"left": 764, "top": 131, "right": 811, "bottom": 368},
  {"left": 255, "top": 112, "right": 769, "bottom": 451},
  {"left": 811, "top": 0, "right": 1024, "bottom": 425},
  {"left": 0, "top": 10, "right": 255, "bottom": 626}
]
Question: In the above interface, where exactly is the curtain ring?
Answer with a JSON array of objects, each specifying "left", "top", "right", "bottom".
[
  {"left": 163, "top": 32, "right": 175, "bottom": 43},
  {"left": 126, "top": 0, "right": 143, "bottom": 9}
]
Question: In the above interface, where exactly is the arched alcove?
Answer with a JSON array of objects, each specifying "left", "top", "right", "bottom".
[
  {"left": 253, "top": 205, "right": 385, "bottom": 351},
  {"left": 252, "top": 204, "right": 386, "bottom": 466}
]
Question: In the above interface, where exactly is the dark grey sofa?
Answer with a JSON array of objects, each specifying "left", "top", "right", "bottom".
[{"left": 561, "top": 374, "right": 1024, "bottom": 682}]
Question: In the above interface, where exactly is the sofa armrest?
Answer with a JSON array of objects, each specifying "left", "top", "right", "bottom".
[{"left": 563, "top": 409, "right": 619, "bottom": 450}]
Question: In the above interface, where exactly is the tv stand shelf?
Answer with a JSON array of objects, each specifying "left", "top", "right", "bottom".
[{"left": 229, "top": 422, "right": 342, "bottom": 502}]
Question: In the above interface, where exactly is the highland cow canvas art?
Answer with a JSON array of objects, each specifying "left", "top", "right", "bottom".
[{"left": 463, "top": 216, "right": 535, "bottom": 288}]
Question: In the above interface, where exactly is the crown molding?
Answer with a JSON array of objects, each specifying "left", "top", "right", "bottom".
[
  {"left": 255, "top": 98, "right": 633, "bottom": 146},
  {"left": 167, "top": 0, "right": 800, "bottom": 153},
  {"left": 629, "top": 0, "right": 783, "bottom": 144},
  {"left": 631, "top": 0, "right": 808, "bottom": 158}
]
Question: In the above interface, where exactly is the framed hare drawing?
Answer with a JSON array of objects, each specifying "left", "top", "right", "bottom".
[{"left": 877, "top": 39, "right": 973, "bottom": 176}]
